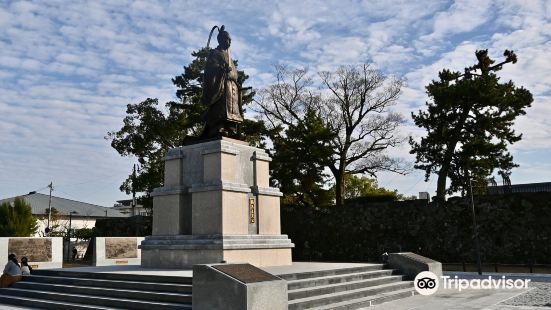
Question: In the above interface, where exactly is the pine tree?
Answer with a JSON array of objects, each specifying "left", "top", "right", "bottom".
[
  {"left": 410, "top": 50, "right": 533, "bottom": 200},
  {"left": 0, "top": 197, "right": 38, "bottom": 237}
]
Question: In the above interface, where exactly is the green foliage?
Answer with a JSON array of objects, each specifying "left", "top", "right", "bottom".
[
  {"left": 410, "top": 50, "right": 533, "bottom": 200},
  {"left": 282, "top": 192, "right": 551, "bottom": 264},
  {"left": 329, "top": 174, "right": 412, "bottom": 201},
  {"left": 269, "top": 108, "right": 335, "bottom": 207},
  {"left": 107, "top": 48, "right": 260, "bottom": 198},
  {"left": 93, "top": 216, "right": 152, "bottom": 237},
  {"left": 0, "top": 197, "right": 38, "bottom": 237},
  {"left": 107, "top": 97, "right": 176, "bottom": 195},
  {"left": 74, "top": 228, "right": 93, "bottom": 240}
]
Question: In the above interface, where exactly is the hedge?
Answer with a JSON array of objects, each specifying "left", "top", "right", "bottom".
[{"left": 281, "top": 192, "right": 551, "bottom": 264}]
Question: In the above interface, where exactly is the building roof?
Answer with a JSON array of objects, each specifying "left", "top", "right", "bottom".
[
  {"left": 487, "top": 182, "right": 551, "bottom": 194},
  {"left": 0, "top": 193, "right": 126, "bottom": 218}
]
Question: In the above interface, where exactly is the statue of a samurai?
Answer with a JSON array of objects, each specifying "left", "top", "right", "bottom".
[{"left": 201, "top": 25, "right": 245, "bottom": 139}]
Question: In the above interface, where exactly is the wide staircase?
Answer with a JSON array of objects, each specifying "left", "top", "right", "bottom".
[
  {"left": 280, "top": 264, "right": 415, "bottom": 310},
  {"left": 0, "top": 264, "right": 413, "bottom": 309},
  {"left": 0, "top": 269, "right": 192, "bottom": 309}
]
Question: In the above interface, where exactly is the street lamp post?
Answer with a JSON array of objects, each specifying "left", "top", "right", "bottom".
[
  {"left": 468, "top": 174, "right": 483, "bottom": 275},
  {"left": 66, "top": 211, "right": 78, "bottom": 262},
  {"left": 46, "top": 182, "right": 53, "bottom": 235}
]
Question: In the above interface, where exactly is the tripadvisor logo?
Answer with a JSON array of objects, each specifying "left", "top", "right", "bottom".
[
  {"left": 414, "top": 271, "right": 439, "bottom": 295},
  {"left": 414, "top": 271, "right": 531, "bottom": 296}
]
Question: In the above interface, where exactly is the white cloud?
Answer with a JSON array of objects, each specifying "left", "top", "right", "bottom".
[
  {"left": 415, "top": 0, "right": 493, "bottom": 54},
  {"left": 0, "top": 0, "right": 549, "bottom": 206}
]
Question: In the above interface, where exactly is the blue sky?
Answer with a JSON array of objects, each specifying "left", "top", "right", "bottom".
[{"left": 1, "top": 0, "right": 550, "bottom": 207}]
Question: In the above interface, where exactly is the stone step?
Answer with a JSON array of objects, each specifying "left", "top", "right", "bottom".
[
  {"left": 0, "top": 288, "right": 192, "bottom": 310},
  {"left": 145, "top": 234, "right": 291, "bottom": 240},
  {"left": 310, "top": 287, "right": 415, "bottom": 310},
  {"left": 219, "top": 243, "right": 294, "bottom": 249},
  {"left": 287, "top": 269, "right": 397, "bottom": 290},
  {"left": 140, "top": 240, "right": 294, "bottom": 250},
  {"left": 0, "top": 294, "right": 119, "bottom": 310},
  {"left": 32, "top": 270, "right": 192, "bottom": 284},
  {"left": 288, "top": 281, "right": 413, "bottom": 309},
  {"left": 142, "top": 239, "right": 293, "bottom": 246},
  {"left": 278, "top": 265, "right": 385, "bottom": 281},
  {"left": 288, "top": 275, "right": 406, "bottom": 300},
  {"left": 12, "top": 281, "right": 192, "bottom": 304},
  {"left": 24, "top": 274, "right": 191, "bottom": 293}
]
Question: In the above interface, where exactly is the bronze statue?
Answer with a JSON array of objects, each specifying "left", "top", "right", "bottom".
[{"left": 201, "top": 25, "right": 247, "bottom": 139}]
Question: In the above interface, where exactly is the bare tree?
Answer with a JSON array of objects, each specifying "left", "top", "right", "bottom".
[
  {"left": 256, "top": 65, "right": 406, "bottom": 207},
  {"left": 255, "top": 66, "right": 319, "bottom": 133}
]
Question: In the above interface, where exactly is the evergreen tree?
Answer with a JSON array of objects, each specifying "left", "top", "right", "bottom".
[
  {"left": 0, "top": 197, "right": 38, "bottom": 237},
  {"left": 410, "top": 50, "right": 533, "bottom": 200},
  {"left": 269, "top": 108, "right": 335, "bottom": 207}
]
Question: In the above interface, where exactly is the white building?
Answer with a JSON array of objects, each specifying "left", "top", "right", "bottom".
[
  {"left": 0, "top": 193, "right": 127, "bottom": 237},
  {"left": 113, "top": 199, "right": 150, "bottom": 216}
]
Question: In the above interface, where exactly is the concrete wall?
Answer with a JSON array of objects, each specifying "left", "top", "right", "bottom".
[
  {"left": 0, "top": 237, "right": 63, "bottom": 269},
  {"left": 93, "top": 237, "right": 144, "bottom": 266}
]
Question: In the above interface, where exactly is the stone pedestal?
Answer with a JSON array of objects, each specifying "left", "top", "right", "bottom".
[{"left": 140, "top": 137, "right": 293, "bottom": 268}]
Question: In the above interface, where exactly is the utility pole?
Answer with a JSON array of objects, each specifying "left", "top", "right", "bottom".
[{"left": 46, "top": 182, "right": 53, "bottom": 235}]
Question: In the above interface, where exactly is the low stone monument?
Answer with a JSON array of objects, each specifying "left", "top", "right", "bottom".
[
  {"left": 94, "top": 237, "right": 145, "bottom": 266},
  {"left": 140, "top": 25, "right": 293, "bottom": 268},
  {"left": 388, "top": 252, "right": 442, "bottom": 279},
  {"left": 193, "top": 263, "right": 287, "bottom": 310},
  {"left": 0, "top": 237, "right": 63, "bottom": 269}
]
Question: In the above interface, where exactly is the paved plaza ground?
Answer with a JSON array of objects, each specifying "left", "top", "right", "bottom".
[
  {"left": 368, "top": 285, "right": 551, "bottom": 310},
  {"left": 368, "top": 271, "right": 551, "bottom": 310},
  {"left": 0, "top": 263, "right": 549, "bottom": 309}
]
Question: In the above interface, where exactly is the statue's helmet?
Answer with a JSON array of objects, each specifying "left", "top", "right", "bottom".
[{"left": 217, "top": 25, "right": 231, "bottom": 44}]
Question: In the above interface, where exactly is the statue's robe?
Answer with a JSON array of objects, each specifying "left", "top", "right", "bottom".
[{"left": 202, "top": 47, "right": 243, "bottom": 130}]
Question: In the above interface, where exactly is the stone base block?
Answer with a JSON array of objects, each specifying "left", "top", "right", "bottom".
[
  {"left": 140, "top": 234, "right": 293, "bottom": 268},
  {"left": 223, "top": 248, "right": 292, "bottom": 267}
]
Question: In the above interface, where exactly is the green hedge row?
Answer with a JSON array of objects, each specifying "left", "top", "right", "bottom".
[
  {"left": 281, "top": 193, "right": 551, "bottom": 264},
  {"left": 93, "top": 215, "right": 152, "bottom": 237}
]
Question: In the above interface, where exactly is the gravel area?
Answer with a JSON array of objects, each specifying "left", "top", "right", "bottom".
[{"left": 501, "top": 282, "right": 551, "bottom": 308}]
